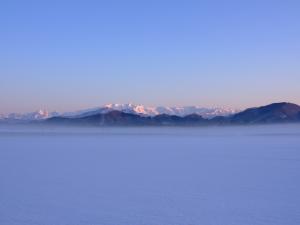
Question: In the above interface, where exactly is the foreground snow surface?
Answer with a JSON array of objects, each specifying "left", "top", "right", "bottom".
[{"left": 0, "top": 125, "right": 300, "bottom": 225}]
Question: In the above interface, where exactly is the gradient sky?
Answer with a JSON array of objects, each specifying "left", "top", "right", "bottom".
[{"left": 1, "top": 0, "right": 300, "bottom": 113}]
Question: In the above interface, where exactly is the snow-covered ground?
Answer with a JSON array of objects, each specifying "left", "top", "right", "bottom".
[{"left": 0, "top": 125, "right": 300, "bottom": 225}]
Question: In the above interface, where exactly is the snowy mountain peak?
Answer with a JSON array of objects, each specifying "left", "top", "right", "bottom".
[
  {"left": 81, "top": 103, "right": 240, "bottom": 118},
  {"left": 102, "top": 103, "right": 158, "bottom": 116},
  {"left": 0, "top": 110, "right": 59, "bottom": 121},
  {"left": 0, "top": 103, "right": 240, "bottom": 121}
]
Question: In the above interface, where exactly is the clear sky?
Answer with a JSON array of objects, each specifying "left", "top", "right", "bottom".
[{"left": 1, "top": 0, "right": 300, "bottom": 113}]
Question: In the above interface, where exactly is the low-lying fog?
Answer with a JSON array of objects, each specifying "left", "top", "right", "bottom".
[{"left": 1, "top": 124, "right": 300, "bottom": 225}]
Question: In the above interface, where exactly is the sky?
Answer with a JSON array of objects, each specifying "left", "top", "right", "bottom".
[{"left": 1, "top": 0, "right": 300, "bottom": 113}]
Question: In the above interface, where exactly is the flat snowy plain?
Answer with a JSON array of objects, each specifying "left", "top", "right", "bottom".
[{"left": 0, "top": 125, "right": 300, "bottom": 225}]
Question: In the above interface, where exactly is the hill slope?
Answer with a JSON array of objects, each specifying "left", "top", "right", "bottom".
[{"left": 230, "top": 102, "right": 300, "bottom": 124}]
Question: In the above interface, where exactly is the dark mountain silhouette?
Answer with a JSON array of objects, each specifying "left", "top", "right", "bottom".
[
  {"left": 45, "top": 102, "right": 300, "bottom": 126},
  {"left": 230, "top": 102, "right": 300, "bottom": 124},
  {"left": 152, "top": 113, "right": 208, "bottom": 126},
  {"left": 47, "top": 110, "right": 151, "bottom": 126},
  {"left": 47, "top": 111, "right": 207, "bottom": 126}
]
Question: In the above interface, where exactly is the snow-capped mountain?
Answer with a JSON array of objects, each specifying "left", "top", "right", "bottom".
[
  {"left": 151, "top": 106, "right": 239, "bottom": 118},
  {"left": 0, "top": 103, "right": 240, "bottom": 121},
  {"left": 0, "top": 110, "right": 59, "bottom": 121},
  {"left": 62, "top": 103, "right": 240, "bottom": 119}
]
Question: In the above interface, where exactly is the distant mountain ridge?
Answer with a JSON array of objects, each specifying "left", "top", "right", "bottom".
[
  {"left": 0, "top": 110, "right": 59, "bottom": 122},
  {"left": 0, "top": 103, "right": 239, "bottom": 121},
  {"left": 46, "top": 110, "right": 209, "bottom": 126},
  {"left": 61, "top": 103, "right": 239, "bottom": 119},
  {"left": 45, "top": 102, "right": 300, "bottom": 126},
  {"left": 2, "top": 102, "right": 300, "bottom": 126},
  {"left": 230, "top": 102, "right": 300, "bottom": 124}
]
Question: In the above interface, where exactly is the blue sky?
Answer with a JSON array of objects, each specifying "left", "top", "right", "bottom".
[{"left": 1, "top": 0, "right": 300, "bottom": 113}]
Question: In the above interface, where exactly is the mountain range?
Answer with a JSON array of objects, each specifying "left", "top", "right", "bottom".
[
  {"left": 1, "top": 102, "right": 300, "bottom": 126},
  {"left": 43, "top": 102, "right": 300, "bottom": 126},
  {"left": 0, "top": 103, "right": 239, "bottom": 121}
]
